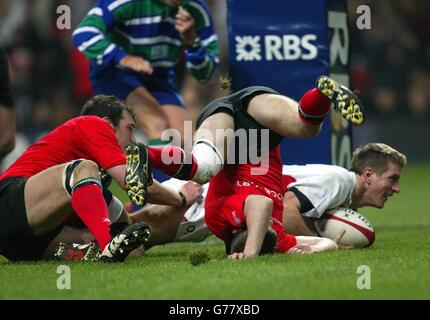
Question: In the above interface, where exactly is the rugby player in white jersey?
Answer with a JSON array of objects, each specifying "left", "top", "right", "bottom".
[{"left": 129, "top": 142, "right": 406, "bottom": 247}]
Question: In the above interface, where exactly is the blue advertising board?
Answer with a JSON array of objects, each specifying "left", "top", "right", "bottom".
[{"left": 227, "top": 0, "right": 351, "bottom": 165}]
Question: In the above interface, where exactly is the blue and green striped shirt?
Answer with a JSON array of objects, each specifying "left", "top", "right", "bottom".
[{"left": 72, "top": 0, "right": 219, "bottom": 82}]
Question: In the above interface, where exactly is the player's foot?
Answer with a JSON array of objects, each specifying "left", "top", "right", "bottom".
[
  {"left": 99, "top": 221, "right": 151, "bottom": 263},
  {"left": 316, "top": 75, "right": 365, "bottom": 125},
  {"left": 54, "top": 242, "right": 101, "bottom": 262},
  {"left": 125, "top": 142, "right": 153, "bottom": 206}
]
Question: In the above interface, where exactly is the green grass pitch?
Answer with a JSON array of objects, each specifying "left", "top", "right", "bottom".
[{"left": 0, "top": 164, "right": 429, "bottom": 299}]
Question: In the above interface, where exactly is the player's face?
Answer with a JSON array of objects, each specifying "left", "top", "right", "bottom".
[
  {"left": 115, "top": 111, "right": 136, "bottom": 151},
  {"left": 367, "top": 162, "right": 402, "bottom": 208}
]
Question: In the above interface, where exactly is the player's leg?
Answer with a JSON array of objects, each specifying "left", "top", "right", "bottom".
[
  {"left": 25, "top": 160, "right": 150, "bottom": 262},
  {"left": 24, "top": 160, "right": 110, "bottom": 245},
  {"left": 128, "top": 178, "right": 205, "bottom": 247},
  {"left": 191, "top": 112, "right": 235, "bottom": 183},
  {"left": 148, "top": 71, "right": 189, "bottom": 147},
  {"left": 129, "top": 204, "right": 187, "bottom": 248},
  {"left": 92, "top": 66, "right": 170, "bottom": 143},
  {"left": 247, "top": 76, "right": 364, "bottom": 139},
  {"left": 247, "top": 93, "right": 322, "bottom": 138},
  {"left": 126, "top": 87, "right": 170, "bottom": 141},
  {"left": 193, "top": 112, "right": 234, "bottom": 164},
  {"left": 43, "top": 226, "right": 95, "bottom": 259},
  {"left": 163, "top": 104, "right": 187, "bottom": 146},
  {"left": 131, "top": 110, "right": 233, "bottom": 185}
]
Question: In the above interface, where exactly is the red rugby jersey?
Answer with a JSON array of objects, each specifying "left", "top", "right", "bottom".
[{"left": 0, "top": 116, "right": 125, "bottom": 180}]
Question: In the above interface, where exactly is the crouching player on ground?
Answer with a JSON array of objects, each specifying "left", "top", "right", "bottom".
[
  {"left": 128, "top": 141, "right": 406, "bottom": 252},
  {"left": 43, "top": 75, "right": 366, "bottom": 259},
  {"left": 125, "top": 75, "right": 365, "bottom": 258},
  {"left": 53, "top": 179, "right": 203, "bottom": 260},
  {"left": 50, "top": 177, "right": 341, "bottom": 259},
  {"left": 0, "top": 95, "right": 202, "bottom": 262},
  {"left": 126, "top": 75, "right": 364, "bottom": 258}
]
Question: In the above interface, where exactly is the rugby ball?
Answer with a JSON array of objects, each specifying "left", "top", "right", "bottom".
[{"left": 314, "top": 208, "right": 375, "bottom": 248}]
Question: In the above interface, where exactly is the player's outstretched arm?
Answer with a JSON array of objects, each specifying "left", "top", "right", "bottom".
[
  {"left": 289, "top": 231, "right": 346, "bottom": 254},
  {"left": 229, "top": 196, "right": 273, "bottom": 259},
  {"left": 147, "top": 180, "right": 203, "bottom": 207},
  {"left": 283, "top": 191, "right": 316, "bottom": 236},
  {"left": 107, "top": 164, "right": 195, "bottom": 207}
]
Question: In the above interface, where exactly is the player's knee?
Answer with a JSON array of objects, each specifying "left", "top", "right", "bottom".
[
  {"left": 149, "top": 116, "right": 169, "bottom": 134},
  {"left": 298, "top": 121, "right": 321, "bottom": 137},
  {"left": 62, "top": 159, "right": 101, "bottom": 197},
  {"left": 191, "top": 139, "right": 224, "bottom": 184},
  {"left": 75, "top": 159, "right": 100, "bottom": 177}
]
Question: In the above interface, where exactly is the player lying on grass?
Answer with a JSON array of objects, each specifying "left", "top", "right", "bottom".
[
  {"left": 282, "top": 143, "right": 407, "bottom": 236},
  {"left": 47, "top": 141, "right": 406, "bottom": 260},
  {"left": 108, "top": 75, "right": 365, "bottom": 259},
  {"left": 0, "top": 95, "right": 202, "bottom": 263},
  {"left": 129, "top": 142, "right": 406, "bottom": 249},
  {"left": 50, "top": 177, "right": 343, "bottom": 260},
  {"left": 51, "top": 75, "right": 366, "bottom": 260},
  {"left": 52, "top": 179, "right": 203, "bottom": 260},
  {"left": 175, "top": 75, "right": 363, "bottom": 259}
]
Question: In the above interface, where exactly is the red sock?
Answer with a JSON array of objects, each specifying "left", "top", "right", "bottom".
[
  {"left": 148, "top": 146, "right": 198, "bottom": 180},
  {"left": 71, "top": 183, "right": 111, "bottom": 250},
  {"left": 298, "top": 88, "right": 332, "bottom": 125}
]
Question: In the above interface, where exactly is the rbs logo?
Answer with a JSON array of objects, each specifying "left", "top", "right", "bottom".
[{"left": 235, "top": 34, "right": 318, "bottom": 62}]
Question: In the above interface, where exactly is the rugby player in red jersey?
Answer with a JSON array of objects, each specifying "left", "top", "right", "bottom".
[
  {"left": 113, "top": 76, "right": 363, "bottom": 258},
  {"left": 137, "top": 75, "right": 365, "bottom": 258},
  {"left": 0, "top": 95, "right": 202, "bottom": 262},
  {"left": 32, "top": 75, "right": 364, "bottom": 260}
]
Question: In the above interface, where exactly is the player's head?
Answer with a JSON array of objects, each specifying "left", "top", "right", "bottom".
[
  {"left": 349, "top": 143, "right": 407, "bottom": 208},
  {"left": 81, "top": 95, "right": 137, "bottom": 150},
  {"left": 227, "top": 228, "right": 277, "bottom": 255}
]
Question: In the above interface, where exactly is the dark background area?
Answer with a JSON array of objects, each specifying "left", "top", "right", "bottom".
[{"left": 0, "top": 0, "right": 428, "bottom": 171}]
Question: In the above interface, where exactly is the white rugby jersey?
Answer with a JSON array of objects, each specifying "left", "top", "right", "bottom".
[
  {"left": 161, "top": 178, "right": 211, "bottom": 242},
  {"left": 282, "top": 164, "right": 356, "bottom": 218}
]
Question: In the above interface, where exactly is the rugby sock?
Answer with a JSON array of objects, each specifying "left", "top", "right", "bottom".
[
  {"left": 189, "top": 139, "right": 224, "bottom": 184},
  {"left": 147, "top": 146, "right": 197, "bottom": 179},
  {"left": 71, "top": 181, "right": 112, "bottom": 250},
  {"left": 298, "top": 88, "right": 332, "bottom": 125}
]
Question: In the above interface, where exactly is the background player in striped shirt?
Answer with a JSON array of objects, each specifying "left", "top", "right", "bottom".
[{"left": 72, "top": 0, "right": 220, "bottom": 146}]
